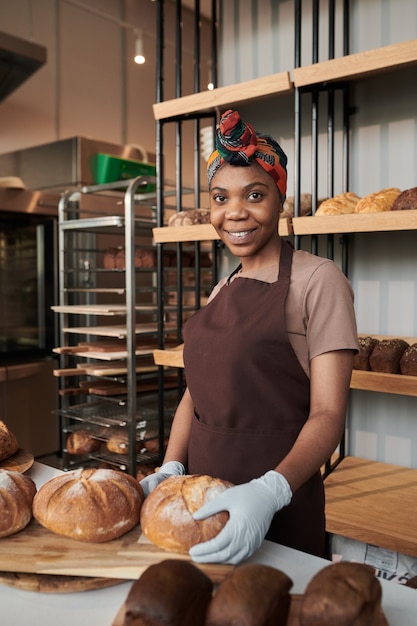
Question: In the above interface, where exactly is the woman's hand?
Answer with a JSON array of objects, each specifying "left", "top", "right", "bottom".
[
  {"left": 139, "top": 461, "right": 185, "bottom": 497},
  {"left": 189, "top": 471, "right": 292, "bottom": 565}
]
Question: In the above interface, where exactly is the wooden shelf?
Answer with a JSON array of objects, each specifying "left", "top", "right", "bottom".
[
  {"left": 153, "top": 72, "right": 293, "bottom": 121},
  {"left": 51, "top": 304, "right": 156, "bottom": 316},
  {"left": 294, "top": 39, "right": 417, "bottom": 87},
  {"left": 292, "top": 209, "right": 417, "bottom": 235},
  {"left": 324, "top": 456, "right": 417, "bottom": 557},
  {"left": 153, "top": 342, "right": 417, "bottom": 397},
  {"left": 62, "top": 323, "right": 175, "bottom": 338},
  {"left": 153, "top": 345, "right": 184, "bottom": 368},
  {"left": 153, "top": 218, "right": 292, "bottom": 244},
  {"left": 351, "top": 370, "right": 417, "bottom": 397}
]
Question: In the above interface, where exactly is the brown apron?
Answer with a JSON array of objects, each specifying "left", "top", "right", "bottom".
[{"left": 183, "top": 241, "right": 325, "bottom": 557}]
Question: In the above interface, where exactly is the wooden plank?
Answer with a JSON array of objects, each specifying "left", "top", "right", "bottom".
[
  {"left": 61, "top": 323, "right": 165, "bottom": 338},
  {"left": 325, "top": 456, "right": 417, "bottom": 557},
  {"left": 292, "top": 209, "right": 417, "bottom": 235},
  {"left": 153, "top": 72, "right": 293, "bottom": 120},
  {"left": 294, "top": 39, "right": 417, "bottom": 87},
  {"left": 153, "top": 219, "right": 292, "bottom": 244},
  {"left": 350, "top": 370, "right": 417, "bottom": 397},
  {"left": 153, "top": 345, "right": 184, "bottom": 368},
  {"left": 0, "top": 520, "right": 232, "bottom": 583},
  {"left": 51, "top": 305, "right": 156, "bottom": 315}
]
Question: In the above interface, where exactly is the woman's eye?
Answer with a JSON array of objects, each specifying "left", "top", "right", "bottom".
[
  {"left": 249, "top": 191, "right": 262, "bottom": 200},
  {"left": 213, "top": 193, "right": 226, "bottom": 203}
]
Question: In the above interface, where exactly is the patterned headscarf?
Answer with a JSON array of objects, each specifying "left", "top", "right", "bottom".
[{"left": 207, "top": 109, "right": 288, "bottom": 199}]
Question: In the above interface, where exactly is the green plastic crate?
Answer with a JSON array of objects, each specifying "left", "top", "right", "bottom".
[{"left": 90, "top": 153, "right": 156, "bottom": 191}]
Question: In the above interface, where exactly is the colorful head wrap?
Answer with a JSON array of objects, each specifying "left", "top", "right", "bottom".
[{"left": 207, "top": 109, "right": 288, "bottom": 198}]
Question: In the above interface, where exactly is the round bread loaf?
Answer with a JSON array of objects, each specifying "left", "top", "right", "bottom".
[
  {"left": 400, "top": 343, "right": 417, "bottom": 376},
  {"left": 168, "top": 208, "right": 211, "bottom": 226},
  {"left": 0, "top": 420, "right": 19, "bottom": 461},
  {"left": 369, "top": 338, "right": 409, "bottom": 374},
  {"left": 353, "top": 336, "right": 380, "bottom": 371},
  {"left": 391, "top": 187, "right": 417, "bottom": 211},
  {"left": 206, "top": 563, "right": 293, "bottom": 626},
  {"left": 354, "top": 187, "right": 401, "bottom": 213},
  {"left": 106, "top": 429, "right": 142, "bottom": 455},
  {"left": 66, "top": 430, "right": 101, "bottom": 455},
  {"left": 315, "top": 192, "right": 361, "bottom": 216},
  {"left": 0, "top": 469, "right": 37, "bottom": 537},
  {"left": 33, "top": 468, "right": 144, "bottom": 542},
  {"left": 123, "top": 559, "right": 213, "bottom": 626},
  {"left": 299, "top": 561, "right": 382, "bottom": 626},
  {"left": 140, "top": 474, "right": 232, "bottom": 554},
  {"left": 282, "top": 193, "right": 313, "bottom": 218}
]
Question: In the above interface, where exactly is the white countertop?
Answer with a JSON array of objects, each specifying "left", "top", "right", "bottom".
[{"left": 1, "top": 462, "right": 416, "bottom": 626}]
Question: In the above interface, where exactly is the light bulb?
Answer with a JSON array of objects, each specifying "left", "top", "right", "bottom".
[{"left": 134, "top": 35, "right": 145, "bottom": 64}]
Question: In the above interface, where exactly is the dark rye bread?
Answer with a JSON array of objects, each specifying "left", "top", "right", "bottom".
[
  {"left": 369, "top": 338, "right": 409, "bottom": 374},
  {"left": 299, "top": 562, "right": 382, "bottom": 626},
  {"left": 353, "top": 337, "right": 380, "bottom": 371},
  {"left": 122, "top": 560, "right": 213, "bottom": 626},
  {"left": 400, "top": 343, "right": 417, "bottom": 376},
  {"left": 391, "top": 187, "right": 417, "bottom": 210},
  {"left": 205, "top": 563, "right": 293, "bottom": 626}
]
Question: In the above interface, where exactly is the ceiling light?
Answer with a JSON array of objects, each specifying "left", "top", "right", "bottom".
[{"left": 134, "top": 32, "right": 145, "bottom": 64}]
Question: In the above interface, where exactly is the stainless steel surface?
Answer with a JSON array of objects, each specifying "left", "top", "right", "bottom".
[
  {"left": 0, "top": 31, "right": 46, "bottom": 102},
  {"left": 0, "top": 137, "right": 156, "bottom": 193}
]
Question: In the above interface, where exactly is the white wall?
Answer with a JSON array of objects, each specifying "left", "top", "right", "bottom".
[{"left": 218, "top": 0, "right": 417, "bottom": 468}]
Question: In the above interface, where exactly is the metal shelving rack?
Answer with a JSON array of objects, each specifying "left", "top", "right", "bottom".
[{"left": 54, "top": 177, "right": 177, "bottom": 476}]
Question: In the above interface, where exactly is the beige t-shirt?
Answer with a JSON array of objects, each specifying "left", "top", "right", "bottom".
[{"left": 208, "top": 249, "right": 358, "bottom": 378}]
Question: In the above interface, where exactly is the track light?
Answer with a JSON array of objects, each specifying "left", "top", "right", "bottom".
[{"left": 134, "top": 32, "right": 145, "bottom": 64}]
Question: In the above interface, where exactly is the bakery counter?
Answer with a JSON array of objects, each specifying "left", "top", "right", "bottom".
[{"left": 1, "top": 462, "right": 416, "bottom": 626}]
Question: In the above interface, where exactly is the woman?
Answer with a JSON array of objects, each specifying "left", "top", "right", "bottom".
[{"left": 141, "top": 109, "right": 358, "bottom": 565}]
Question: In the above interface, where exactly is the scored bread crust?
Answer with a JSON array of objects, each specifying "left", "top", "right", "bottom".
[
  {"left": 33, "top": 468, "right": 144, "bottom": 542},
  {"left": 140, "top": 474, "right": 232, "bottom": 554},
  {"left": 354, "top": 187, "right": 402, "bottom": 213},
  {"left": 0, "top": 420, "right": 19, "bottom": 461},
  {"left": 315, "top": 192, "right": 361, "bottom": 216},
  {"left": 0, "top": 469, "right": 37, "bottom": 537}
]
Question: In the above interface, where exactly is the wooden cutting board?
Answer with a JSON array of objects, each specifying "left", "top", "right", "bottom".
[
  {"left": 0, "top": 519, "right": 232, "bottom": 583},
  {"left": 0, "top": 571, "right": 124, "bottom": 593},
  {"left": 111, "top": 594, "right": 389, "bottom": 626},
  {"left": 0, "top": 449, "right": 34, "bottom": 473}
]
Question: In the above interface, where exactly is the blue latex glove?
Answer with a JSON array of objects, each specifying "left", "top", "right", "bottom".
[
  {"left": 139, "top": 461, "right": 185, "bottom": 497},
  {"left": 189, "top": 471, "right": 292, "bottom": 565}
]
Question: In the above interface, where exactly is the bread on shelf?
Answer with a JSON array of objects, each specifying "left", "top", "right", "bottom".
[
  {"left": 206, "top": 563, "right": 293, "bottom": 626},
  {"left": 0, "top": 469, "right": 37, "bottom": 538},
  {"left": 33, "top": 467, "right": 144, "bottom": 542},
  {"left": 281, "top": 193, "right": 315, "bottom": 218},
  {"left": 167, "top": 208, "right": 211, "bottom": 226},
  {"left": 353, "top": 337, "right": 380, "bottom": 371},
  {"left": 66, "top": 429, "right": 102, "bottom": 455},
  {"left": 122, "top": 559, "right": 213, "bottom": 626},
  {"left": 354, "top": 187, "right": 402, "bottom": 213},
  {"left": 369, "top": 338, "right": 409, "bottom": 374},
  {"left": 391, "top": 186, "right": 417, "bottom": 211},
  {"left": 314, "top": 192, "right": 361, "bottom": 215},
  {"left": 400, "top": 343, "right": 417, "bottom": 376},
  {"left": 140, "top": 474, "right": 232, "bottom": 554}
]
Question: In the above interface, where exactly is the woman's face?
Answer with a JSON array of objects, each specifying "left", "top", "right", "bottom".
[{"left": 209, "top": 162, "right": 282, "bottom": 263}]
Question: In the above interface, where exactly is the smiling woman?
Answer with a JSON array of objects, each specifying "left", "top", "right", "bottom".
[{"left": 140, "top": 109, "right": 359, "bottom": 566}]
